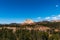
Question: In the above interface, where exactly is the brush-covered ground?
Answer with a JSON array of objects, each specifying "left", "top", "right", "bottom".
[{"left": 0, "top": 21, "right": 60, "bottom": 40}]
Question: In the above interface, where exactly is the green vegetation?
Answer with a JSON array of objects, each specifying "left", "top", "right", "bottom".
[
  {"left": 0, "top": 28, "right": 60, "bottom": 40},
  {"left": 0, "top": 21, "right": 60, "bottom": 40}
]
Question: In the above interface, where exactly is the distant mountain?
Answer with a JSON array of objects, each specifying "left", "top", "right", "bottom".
[
  {"left": 23, "top": 19, "right": 34, "bottom": 24},
  {"left": 50, "top": 20, "right": 60, "bottom": 22}
]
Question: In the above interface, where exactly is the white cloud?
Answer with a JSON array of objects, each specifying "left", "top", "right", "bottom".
[
  {"left": 35, "top": 14, "right": 60, "bottom": 21},
  {"left": 44, "top": 14, "right": 60, "bottom": 21},
  {"left": 33, "top": 17, "right": 42, "bottom": 22},
  {"left": 37, "top": 17, "right": 41, "bottom": 19},
  {"left": 56, "top": 5, "right": 59, "bottom": 7},
  {"left": 57, "top": 15, "right": 60, "bottom": 17},
  {"left": 44, "top": 17, "right": 51, "bottom": 21},
  {"left": 51, "top": 16, "right": 58, "bottom": 20},
  {"left": 45, "top": 17, "right": 50, "bottom": 20}
]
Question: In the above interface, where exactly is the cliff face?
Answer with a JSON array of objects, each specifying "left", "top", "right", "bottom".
[{"left": 23, "top": 19, "right": 34, "bottom": 24}]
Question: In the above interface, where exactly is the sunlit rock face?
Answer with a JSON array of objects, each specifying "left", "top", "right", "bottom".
[
  {"left": 24, "top": 19, "right": 34, "bottom": 24},
  {"left": 50, "top": 20, "right": 60, "bottom": 22}
]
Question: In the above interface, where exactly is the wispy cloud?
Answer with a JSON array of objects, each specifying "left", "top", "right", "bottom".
[
  {"left": 32, "top": 17, "right": 42, "bottom": 22},
  {"left": 56, "top": 5, "right": 59, "bottom": 7},
  {"left": 45, "top": 17, "right": 50, "bottom": 20},
  {"left": 36, "top": 14, "right": 60, "bottom": 21},
  {"left": 45, "top": 14, "right": 60, "bottom": 21},
  {"left": 37, "top": 17, "right": 41, "bottom": 19}
]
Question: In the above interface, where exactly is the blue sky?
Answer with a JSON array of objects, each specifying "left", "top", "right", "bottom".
[{"left": 0, "top": 0, "right": 60, "bottom": 23}]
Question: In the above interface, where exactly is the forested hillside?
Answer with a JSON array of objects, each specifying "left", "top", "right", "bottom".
[{"left": 0, "top": 21, "right": 60, "bottom": 40}]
